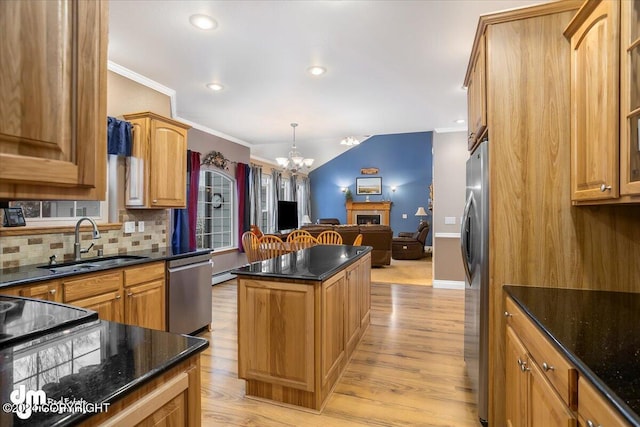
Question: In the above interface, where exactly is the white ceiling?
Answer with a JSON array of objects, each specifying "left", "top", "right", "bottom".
[{"left": 108, "top": 0, "right": 549, "bottom": 170}]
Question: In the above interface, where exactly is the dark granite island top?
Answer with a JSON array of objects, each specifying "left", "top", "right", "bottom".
[
  {"left": 0, "top": 318, "right": 208, "bottom": 426},
  {"left": 231, "top": 244, "right": 372, "bottom": 281},
  {"left": 504, "top": 285, "right": 640, "bottom": 426}
]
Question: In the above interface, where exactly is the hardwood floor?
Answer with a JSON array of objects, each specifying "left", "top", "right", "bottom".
[{"left": 198, "top": 280, "right": 478, "bottom": 426}]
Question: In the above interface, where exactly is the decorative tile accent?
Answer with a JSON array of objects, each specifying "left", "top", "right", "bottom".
[
  {"left": 3, "top": 247, "right": 19, "bottom": 254},
  {"left": 28, "top": 238, "right": 43, "bottom": 245}
]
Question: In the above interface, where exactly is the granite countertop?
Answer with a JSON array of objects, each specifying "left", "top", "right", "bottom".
[
  {"left": 504, "top": 285, "right": 640, "bottom": 426},
  {"left": 231, "top": 244, "right": 372, "bottom": 282},
  {"left": 0, "top": 318, "right": 208, "bottom": 426},
  {"left": 0, "top": 247, "right": 212, "bottom": 289}
]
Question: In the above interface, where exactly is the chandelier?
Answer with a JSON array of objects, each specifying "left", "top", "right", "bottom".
[
  {"left": 275, "top": 123, "right": 314, "bottom": 174},
  {"left": 340, "top": 136, "right": 360, "bottom": 146}
]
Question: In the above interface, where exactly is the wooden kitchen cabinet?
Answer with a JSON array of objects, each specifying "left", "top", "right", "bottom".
[
  {"left": 565, "top": 0, "right": 640, "bottom": 204},
  {"left": 123, "top": 262, "right": 166, "bottom": 330},
  {"left": 358, "top": 253, "right": 371, "bottom": 329},
  {"left": 1, "top": 280, "right": 62, "bottom": 303},
  {"left": 123, "top": 112, "right": 190, "bottom": 209},
  {"left": 0, "top": 0, "right": 108, "bottom": 201},
  {"left": 63, "top": 270, "right": 124, "bottom": 323},
  {"left": 465, "top": 33, "right": 487, "bottom": 151},
  {"left": 321, "top": 272, "right": 346, "bottom": 387},
  {"left": 505, "top": 296, "right": 578, "bottom": 426},
  {"left": 345, "top": 262, "right": 361, "bottom": 358},
  {"left": 578, "top": 376, "right": 632, "bottom": 427}
]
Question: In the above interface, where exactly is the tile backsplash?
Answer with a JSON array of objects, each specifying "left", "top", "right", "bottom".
[{"left": 0, "top": 210, "right": 169, "bottom": 269}]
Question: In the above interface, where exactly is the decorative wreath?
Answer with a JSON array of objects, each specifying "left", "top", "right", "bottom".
[{"left": 202, "top": 150, "right": 229, "bottom": 170}]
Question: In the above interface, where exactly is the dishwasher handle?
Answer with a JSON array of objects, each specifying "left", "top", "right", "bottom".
[{"left": 167, "top": 260, "right": 212, "bottom": 274}]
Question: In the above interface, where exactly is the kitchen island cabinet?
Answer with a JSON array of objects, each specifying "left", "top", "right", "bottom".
[
  {"left": 0, "top": 0, "right": 108, "bottom": 201},
  {"left": 233, "top": 245, "right": 372, "bottom": 412}
]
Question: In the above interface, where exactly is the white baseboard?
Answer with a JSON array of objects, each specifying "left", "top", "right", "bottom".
[
  {"left": 432, "top": 280, "right": 465, "bottom": 290},
  {"left": 212, "top": 272, "right": 235, "bottom": 285}
]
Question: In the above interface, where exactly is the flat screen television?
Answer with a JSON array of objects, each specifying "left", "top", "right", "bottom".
[{"left": 277, "top": 201, "right": 298, "bottom": 231}]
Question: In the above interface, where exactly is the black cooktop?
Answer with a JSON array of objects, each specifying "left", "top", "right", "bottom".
[{"left": 0, "top": 296, "right": 98, "bottom": 348}]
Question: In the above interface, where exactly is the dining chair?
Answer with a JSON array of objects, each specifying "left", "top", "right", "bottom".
[
  {"left": 289, "top": 234, "right": 318, "bottom": 251},
  {"left": 353, "top": 234, "right": 363, "bottom": 246},
  {"left": 317, "top": 230, "right": 343, "bottom": 245},
  {"left": 259, "top": 234, "right": 287, "bottom": 260},
  {"left": 286, "top": 229, "right": 312, "bottom": 242},
  {"left": 241, "top": 231, "right": 261, "bottom": 263}
]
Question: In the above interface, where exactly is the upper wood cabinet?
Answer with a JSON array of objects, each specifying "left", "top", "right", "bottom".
[
  {"left": 123, "top": 112, "right": 190, "bottom": 209},
  {"left": 565, "top": 0, "right": 640, "bottom": 204},
  {"left": 0, "top": 0, "right": 108, "bottom": 201},
  {"left": 465, "top": 34, "right": 487, "bottom": 151}
]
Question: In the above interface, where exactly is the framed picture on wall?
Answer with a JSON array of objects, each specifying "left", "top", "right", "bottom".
[{"left": 356, "top": 177, "right": 382, "bottom": 195}]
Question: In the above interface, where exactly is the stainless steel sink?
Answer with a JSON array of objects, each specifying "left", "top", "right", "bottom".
[{"left": 38, "top": 255, "right": 149, "bottom": 274}]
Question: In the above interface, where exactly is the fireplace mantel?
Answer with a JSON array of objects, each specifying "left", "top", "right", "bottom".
[{"left": 346, "top": 201, "right": 392, "bottom": 225}]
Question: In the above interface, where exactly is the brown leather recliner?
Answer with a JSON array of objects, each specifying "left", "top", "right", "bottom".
[{"left": 391, "top": 222, "right": 430, "bottom": 260}]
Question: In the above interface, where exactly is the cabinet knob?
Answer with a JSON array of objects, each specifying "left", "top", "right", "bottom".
[
  {"left": 115, "top": 294, "right": 121, "bottom": 299},
  {"left": 586, "top": 420, "right": 601, "bottom": 427},
  {"left": 127, "top": 292, "right": 133, "bottom": 297},
  {"left": 519, "top": 361, "right": 530, "bottom": 373},
  {"left": 517, "top": 358, "right": 524, "bottom": 366},
  {"left": 152, "top": 199, "right": 158, "bottom": 203},
  {"left": 600, "top": 184, "right": 612, "bottom": 192},
  {"left": 504, "top": 311, "right": 512, "bottom": 317},
  {"left": 542, "top": 362, "right": 554, "bottom": 372},
  {"left": 49, "top": 289, "right": 56, "bottom": 294}
]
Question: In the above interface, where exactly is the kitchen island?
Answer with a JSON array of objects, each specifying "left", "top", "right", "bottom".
[
  {"left": 232, "top": 244, "right": 372, "bottom": 412},
  {"left": 0, "top": 295, "right": 208, "bottom": 426}
]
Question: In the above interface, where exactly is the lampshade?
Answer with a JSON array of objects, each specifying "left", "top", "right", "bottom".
[
  {"left": 415, "top": 207, "right": 428, "bottom": 216},
  {"left": 302, "top": 215, "right": 312, "bottom": 225}
]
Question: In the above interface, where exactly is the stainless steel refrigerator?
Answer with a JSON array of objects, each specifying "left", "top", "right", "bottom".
[{"left": 461, "top": 140, "right": 489, "bottom": 426}]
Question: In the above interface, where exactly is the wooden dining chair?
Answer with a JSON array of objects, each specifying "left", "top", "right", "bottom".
[
  {"left": 353, "top": 234, "right": 363, "bottom": 246},
  {"left": 289, "top": 234, "right": 318, "bottom": 251},
  {"left": 241, "top": 231, "right": 261, "bottom": 263},
  {"left": 317, "top": 230, "right": 343, "bottom": 245},
  {"left": 286, "top": 229, "right": 312, "bottom": 242},
  {"left": 258, "top": 234, "right": 287, "bottom": 260}
]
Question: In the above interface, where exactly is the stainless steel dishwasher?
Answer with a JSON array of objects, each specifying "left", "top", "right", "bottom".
[{"left": 166, "top": 252, "right": 213, "bottom": 335}]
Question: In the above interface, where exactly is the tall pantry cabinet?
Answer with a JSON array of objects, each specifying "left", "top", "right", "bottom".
[
  {"left": 463, "top": 2, "right": 582, "bottom": 425},
  {"left": 0, "top": 0, "right": 108, "bottom": 200}
]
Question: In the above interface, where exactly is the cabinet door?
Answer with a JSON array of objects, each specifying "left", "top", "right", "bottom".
[
  {"left": 149, "top": 120, "right": 187, "bottom": 207},
  {"left": 506, "top": 327, "right": 528, "bottom": 427},
  {"left": 125, "top": 119, "right": 149, "bottom": 207},
  {"left": 17, "top": 281, "right": 61, "bottom": 303},
  {"left": 321, "top": 273, "right": 346, "bottom": 387},
  {"left": 344, "top": 264, "right": 361, "bottom": 357},
  {"left": 578, "top": 376, "right": 631, "bottom": 427},
  {"left": 125, "top": 279, "right": 165, "bottom": 331},
  {"left": 71, "top": 291, "right": 123, "bottom": 323},
  {"left": 568, "top": 0, "right": 620, "bottom": 201},
  {"left": 620, "top": 0, "right": 640, "bottom": 195},
  {"left": 0, "top": 0, "right": 107, "bottom": 200},
  {"left": 528, "top": 360, "right": 577, "bottom": 426},
  {"left": 467, "top": 34, "right": 487, "bottom": 151}
]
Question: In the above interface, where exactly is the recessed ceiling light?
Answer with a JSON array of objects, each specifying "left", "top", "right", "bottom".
[
  {"left": 206, "top": 83, "right": 224, "bottom": 91},
  {"left": 454, "top": 119, "right": 465, "bottom": 124},
  {"left": 308, "top": 66, "right": 326, "bottom": 76},
  {"left": 189, "top": 14, "right": 217, "bottom": 30}
]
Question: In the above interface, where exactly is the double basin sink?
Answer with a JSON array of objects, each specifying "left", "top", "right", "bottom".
[{"left": 38, "top": 255, "right": 149, "bottom": 274}]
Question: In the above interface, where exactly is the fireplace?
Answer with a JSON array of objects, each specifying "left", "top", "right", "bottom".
[{"left": 356, "top": 214, "right": 381, "bottom": 225}]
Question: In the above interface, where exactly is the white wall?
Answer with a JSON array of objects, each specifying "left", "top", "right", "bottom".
[{"left": 432, "top": 130, "right": 468, "bottom": 288}]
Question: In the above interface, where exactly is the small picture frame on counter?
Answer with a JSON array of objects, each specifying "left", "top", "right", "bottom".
[{"left": 3, "top": 207, "right": 26, "bottom": 227}]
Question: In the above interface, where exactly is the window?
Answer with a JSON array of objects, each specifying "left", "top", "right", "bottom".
[
  {"left": 260, "top": 175, "right": 273, "bottom": 233},
  {"left": 11, "top": 201, "right": 103, "bottom": 221},
  {"left": 197, "top": 170, "right": 235, "bottom": 250}
]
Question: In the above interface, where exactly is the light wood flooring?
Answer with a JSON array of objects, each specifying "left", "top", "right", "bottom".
[{"left": 198, "top": 279, "right": 477, "bottom": 426}]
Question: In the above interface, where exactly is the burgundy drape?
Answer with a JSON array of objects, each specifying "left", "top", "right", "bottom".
[
  {"left": 236, "top": 163, "right": 249, "bottom": 251},
  {"left": 188, "top": 151, "right": 201, "bottom": 250}
]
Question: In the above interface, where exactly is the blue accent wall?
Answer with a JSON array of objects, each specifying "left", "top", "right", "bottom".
[{"left": 309, "top": 131, "right": 433, "bottom": 245}]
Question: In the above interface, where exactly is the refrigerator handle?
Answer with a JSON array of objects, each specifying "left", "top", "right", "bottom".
[{"left": 460, "top": 193, "right": 473, "bottom": 284}]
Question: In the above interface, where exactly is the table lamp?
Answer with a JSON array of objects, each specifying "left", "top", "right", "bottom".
[
  {"left": 415, "top": 207, "right": 428, "bottom": 225},
  {"left": 301, "top": 215, "right": 312, "bottom": 225}
]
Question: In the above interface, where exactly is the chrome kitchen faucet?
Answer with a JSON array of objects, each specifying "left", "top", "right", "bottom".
[{"left": 74, "top": 217, "right": 101, "bottom": 261}]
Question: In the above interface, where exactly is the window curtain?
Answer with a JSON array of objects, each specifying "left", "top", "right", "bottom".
[
  {"left": 236, "top": 163, "right": 250, "bottom": 251},
  {"left": 298, "top": 175, "right": 311, "bottom": 224},
  {"left": 172, "top": 150, "right": 201, "bottom": 252},
  {"left": 249, "top": 164, "right": 262, "bottom": 228},
  {"left": 270, "top": 169, "right": 281, "bottom": 233}
]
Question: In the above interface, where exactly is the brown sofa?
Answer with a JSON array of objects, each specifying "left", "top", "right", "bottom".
[{"left": 301, "top": 224, "right": 392, "bottom": 266}]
